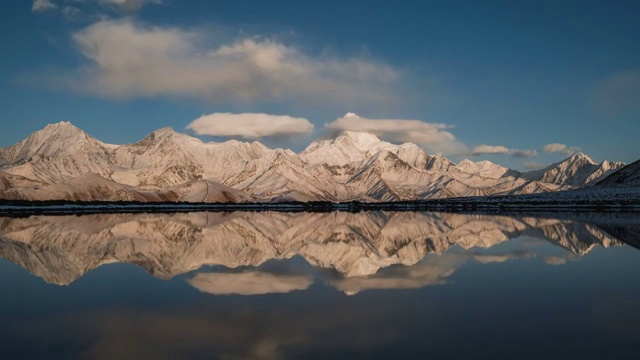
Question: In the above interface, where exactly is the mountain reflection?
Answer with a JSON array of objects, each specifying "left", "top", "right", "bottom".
[{"left": 0, "top": 211, "right": 637, "bottom": 293}]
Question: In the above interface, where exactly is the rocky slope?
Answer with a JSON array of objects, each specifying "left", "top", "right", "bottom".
[{"left": 0, "top": 171, "right": 44, "bottom": 191}]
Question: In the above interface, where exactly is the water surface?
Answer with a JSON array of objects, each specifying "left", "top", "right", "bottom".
[{"left": 1, "top": 211, "right": 639, "bottom": 359}]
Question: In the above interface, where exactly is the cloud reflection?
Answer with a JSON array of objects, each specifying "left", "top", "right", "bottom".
[{"left": 188, "top": 271, "right": 313, "bottom": 295}]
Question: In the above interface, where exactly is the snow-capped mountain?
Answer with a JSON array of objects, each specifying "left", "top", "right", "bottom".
[
  {"left": 0, "top": 118, "right": 629, "bottom": 202},
  {"left": 111, "top": 127, "right": 271, "bottom": 187},
  {"left": 522, "top": 152, "right": 624, "bottom": 187},
  {"left": 0, "top": 121, "right": 115, "bottom": 183}
]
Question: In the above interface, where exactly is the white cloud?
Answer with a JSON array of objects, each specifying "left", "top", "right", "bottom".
[
  {"left": 60, "top": 19, "right": 398, "bottom": 105},
  {"left": 187, "top": 113, "right": 314, "bottom": 139},
  {"left": 543, "top": 143, "right": 581, "bottom": 156},
  {"left": 32, "top": 0, "right": 57, "bottom": 12},
  {"left": 469, "top": 145, "right": 537, "bottom": 158},
  {"left": 188, "top": 271, "right": 313, "bottom": 296},
  {"left": 524, "top": 161, "right": 547, "bottom": 170},
  {"left": 471, "top": 145, "right": 510, "bottom": 155},
  {"left": 325, "top": 113, "right": 466, "bottom": 154}
]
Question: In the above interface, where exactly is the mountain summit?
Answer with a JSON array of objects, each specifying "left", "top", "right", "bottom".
[
  {"left": 0, "top": 123, "right": 629, "bottom": 202},
  {"left": 522, "top": 152, "right": 624, "bottom": 187},
  {"left": 0, "top": 121, "right": 115, "bottom": 183}
]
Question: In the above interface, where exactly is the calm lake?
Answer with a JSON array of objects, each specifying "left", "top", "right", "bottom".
[{"left": 1, "top": 211, "right": 639, "bottom": 359}]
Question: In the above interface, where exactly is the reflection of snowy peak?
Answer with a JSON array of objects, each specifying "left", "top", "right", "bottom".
[
  {"left": 0, "top": 122, "right": 629, "bottom": 202},
  {"left": 0, "top": 212, "right": 626, "bottom": 285}
]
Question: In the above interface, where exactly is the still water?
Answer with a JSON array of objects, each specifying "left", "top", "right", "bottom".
[{"left": 0, "top": 211, "right": 639, "bottom": 359}]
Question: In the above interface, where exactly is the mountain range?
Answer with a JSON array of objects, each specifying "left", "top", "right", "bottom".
[{"left": 0, "top": 116, "right": 631, "bottom": 202}]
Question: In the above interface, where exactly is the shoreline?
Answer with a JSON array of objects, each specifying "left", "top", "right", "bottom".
[{"left": 2, "top": 198, "right": 639, "bottom": 216}]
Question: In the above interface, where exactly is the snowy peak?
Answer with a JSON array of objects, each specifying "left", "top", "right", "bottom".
[
  {"left": 36, "top": 121, "right": 99, "bottom": 146},
  {"left": 40, "top": 121, "right": 78, "bottom": 133},
  {"left": 142, "top": 126, "right": 202, "bottom": 145},
  {"left": 339, "top": 131, "right": 382, "bottom": 151},
  {"left": 456, "top": 159, "right": 517, "bottom": 179},
  {"left": 523, "top": 152, "right": 624, "bottom": 187},
  {"left": 300, "top": 130, "right": 435, "bottom": 171},
  {"left": 300, "top": 131, "right": 385, "bottom": 166},
  {"left": 392, "top": 143, "right": 429, "bottom": 169},
  {"left": 151, "top": 126, "right": 177, "bottom": 137},
  {"left": 343, "top": 112, "right": 361, "bottom": 119},
  {"left": 47, "top": 120, "right": 76, "bottom": 129},
  {"left": 28, "top": 121, "right": 90, "bottom": 144},
  {"left": 567, "top": 152, "right": 596, "bottom": 165},
  {"left": 0, "top": 121, "right": 110, "bottom": 168},
  {"left": 425, "top": 153, "right": 456, "bottom": 172},
  {"left": 456, "top": 159, "right": 471, "bottom": 168}
]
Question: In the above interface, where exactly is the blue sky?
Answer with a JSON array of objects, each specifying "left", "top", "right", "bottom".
[{"left": 1, "top": 0, "right": 639, "bottom": 170}]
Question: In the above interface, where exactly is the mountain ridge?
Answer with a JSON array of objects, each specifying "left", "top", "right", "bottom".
[
  {"left": 0, "top": 120, "right": 631, "bottom": 202},
  {"left": 523, "top": 152, "right": 624, "bottom": 187}
]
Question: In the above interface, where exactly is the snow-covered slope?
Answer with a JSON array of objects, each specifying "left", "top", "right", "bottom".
[
  {"left": 0, "top": 122, "right": 115, "bottom": 183},
  {"left": 0, "top": 173, "right": 165, "bottom": 202},
  {"left": 0, "top": 120, "right": 627, "bottom": 202},
  {"left": 168, "top": 180, "right": 253, "bottom": 203},
  {"left": 0, "top": 173, "right": 251, "bottom": 203},
  {"left": 523, "top": 153, "right": 624, "bottom": 187},
  {"left": 220, "top": 149, "right": 342, "bottom": 202},
  {"left": 455, "top": 159, "right": 520, "bottom": 179},
  {"left": 112, "top": 127, "right": 271, "bottom": 187}
]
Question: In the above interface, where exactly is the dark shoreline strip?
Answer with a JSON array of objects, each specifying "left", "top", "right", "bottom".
[{"left": 1, "top": 199, "right": 639, "bottom": 216}]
